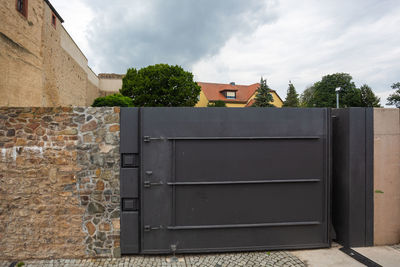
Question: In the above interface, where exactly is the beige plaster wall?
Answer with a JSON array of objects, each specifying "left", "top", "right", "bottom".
[
  {"left": 374, "top": 108, "right": 400, "bottom": 245},
  {"left": 86, "top": 81, "right": 100, "bottom": 106},
  {"left": 99, "top": 78, "right": 122, "bottom": 93},
  {"left": 60, "top": 25, "right": 88, "bottom": 72},
  {"left": 87, "top": 67, "right": 100, "bottom": 87}
]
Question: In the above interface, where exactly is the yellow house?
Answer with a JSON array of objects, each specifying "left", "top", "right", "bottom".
[{"left": 195, "top": 82, "right": 283, "bottom": 107}]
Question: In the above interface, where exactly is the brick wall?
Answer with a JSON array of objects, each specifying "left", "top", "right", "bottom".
[{"left": 0, "top": 107, "right": 120, "bottom": 260}]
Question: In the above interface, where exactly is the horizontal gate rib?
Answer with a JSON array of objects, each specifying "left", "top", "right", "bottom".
[
  {"left": 167, "top": 221, "right": 321, "bottom": 230},
  {"left": 166, "top": 136, "right": 321, "bottom": 140},
  {"left": 167, "top": 179, "right": 321, "bottom": 186}
]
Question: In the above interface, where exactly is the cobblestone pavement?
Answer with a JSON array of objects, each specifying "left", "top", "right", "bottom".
[
  {"left": 0, "top": 251, "right": 305, "bottom": 267},
  {"left": 392, "top": 244, "right": 400, "bottom": 251}
]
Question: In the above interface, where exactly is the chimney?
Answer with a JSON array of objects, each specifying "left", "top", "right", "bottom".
[{"left": 230, "top": 82, "right": 235, "bottom": 86}]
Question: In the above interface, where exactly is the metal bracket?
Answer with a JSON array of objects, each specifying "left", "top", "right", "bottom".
[
  {"left": 144, "top": 225, "right": 163, "bottom": 232},
  {"left": 144, "top": 181, "right": 164, "bottom": 188},
  {"left": 143, "top": 136, "right": 164, "bottom": 142}
]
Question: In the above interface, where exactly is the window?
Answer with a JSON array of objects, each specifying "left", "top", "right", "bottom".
[
  {"left": 16, "top": 0, "right": 28, "bottom": 18},
  {"left": 226, "top": 91, "right": 236, "bottom": 99},
  {"left": 51, "top": 13, "right": 57, "bottom": 28}
]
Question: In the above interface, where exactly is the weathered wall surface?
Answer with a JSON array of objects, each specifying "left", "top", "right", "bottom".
[
  {"left": 374, "top": 108, "right": 400, "bottom": 245},
  {"left": 0, "top": 0, "right": 44, "bottom": 106},
  {"left": 76, "top": 107, "right": 120, "bottom": 257},
  {"left": 0, "top": 0, "right": 44, "bottom": 57},
  {"left": 0, "top": 0, "right": 106, "bottom": 107},
  {"left": 98, "top": 74, "right": 124, "bottom": 94},
  {"left": 42, "top": 4, "right": 87, "bottom": 106},
  {"left": 87, "top": 81, "right": 100, "bottom": 106},
  {"left": 0, "top": 107, "right": 120, "bottom": 260}
]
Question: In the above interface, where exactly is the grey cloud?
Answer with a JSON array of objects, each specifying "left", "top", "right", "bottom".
[{"left": 84, "top": 0, "right": 278, "bottom": 73}]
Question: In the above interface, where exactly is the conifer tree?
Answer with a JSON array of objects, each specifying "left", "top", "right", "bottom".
[
  {"left": 253, "top": 77, "right": 274, "bottom": 107},
  {"left": 283, "top": 81, "right": 299, "bottom": 107}
]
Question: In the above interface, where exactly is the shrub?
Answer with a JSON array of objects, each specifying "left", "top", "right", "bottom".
[
  {"left": 207, "top": 100, "right": 227, "bottom": 107},
  {"left": 92, "top": 93, "right": 134, "bottom": 107}
]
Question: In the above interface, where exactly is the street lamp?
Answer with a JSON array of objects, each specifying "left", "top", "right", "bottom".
[{"left": 335, "top": 87, "right": 341, "bottom": 108}]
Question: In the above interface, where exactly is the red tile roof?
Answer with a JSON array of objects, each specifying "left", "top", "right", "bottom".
[
  {"left": 245, "top": 99, "right": 256, "bottom": 107},
  {"left": 198, "top": 82, "right": 261, "bottom": 103}
]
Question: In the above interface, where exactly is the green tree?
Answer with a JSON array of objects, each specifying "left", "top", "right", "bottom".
[
  {"left": 302, "top": 73, "right": 380, "bottom": 108},
  {"left": 387, "top": 82, "right": 400, "bottom": 108},
  {"left": 92, "top": 93, "right": 133, "bottom": 107},
  {"left": 360, "top": 84, "right": 381, "bottom": 107},
  {"left": 252, "top": 77, "right": 274, "bottom": 107},
  {"left": 300, "top": 86, "right": 316, "bottom": 107},
  {"left": 120, "top": 64, "right": 201, "bottom": 107},
  {"left": 283, "top": 81, "right": 299, "bottom": 107},
  {"left": 311, "top": 73, "right": 359, "bottom": 107},
  {"left": 207, "top": 100, "right": 227, "bottom": 107}
]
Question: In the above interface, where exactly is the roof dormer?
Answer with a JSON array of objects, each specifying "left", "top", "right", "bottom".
[{"left": 220, "top": 89, "right": 238, "bottom": 99}]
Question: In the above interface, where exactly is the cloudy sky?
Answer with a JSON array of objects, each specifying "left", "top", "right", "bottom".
[{"left": 51, "top": 0, "right": 400, "bottom": 105}]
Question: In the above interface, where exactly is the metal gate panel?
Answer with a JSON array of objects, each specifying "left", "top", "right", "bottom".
[{"left": 139, "top": 107, "right": 331, "bottom": 253}]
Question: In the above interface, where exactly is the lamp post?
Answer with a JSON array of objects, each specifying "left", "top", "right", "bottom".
[{"left": 335, "top": 87, "right": 341, "bottom": 108}]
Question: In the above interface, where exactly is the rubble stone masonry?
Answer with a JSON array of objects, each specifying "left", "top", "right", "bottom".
[{"left": 0, "top": 107, "right": 120, "bottom": 260}]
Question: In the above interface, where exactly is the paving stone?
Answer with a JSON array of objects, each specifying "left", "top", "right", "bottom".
[
  {"left": 392, "top": 244, "right": 400, "bottom": 251},
  {"left": 0, "top": 251, "right": 305, "bottom": 266}
]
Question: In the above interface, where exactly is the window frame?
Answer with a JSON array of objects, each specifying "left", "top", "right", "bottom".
[
  {"left": 225, "top": 91, "right": 236, "bottom": 99},
  {"left": 16, "top": 0, "right": 28, "bottom": 18},
  {"left": 51, "top": 12, "right": 57, "bottom": 28}
]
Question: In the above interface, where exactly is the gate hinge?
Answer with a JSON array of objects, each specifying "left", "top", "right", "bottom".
[
  {"left": 143, "top": 136, "right": 164, "bottom": 142},
  {"left": 144, "top": 181, "right": 164, "bottom": 188},
  {"left": 144, "top": 225, "right": 164, "bottom": 232}
]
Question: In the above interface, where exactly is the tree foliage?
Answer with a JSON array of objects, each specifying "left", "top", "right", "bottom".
[
  {"left": 283, "top": 81, "right": 299, "bottom": 107},
  {"left": 300, "top": 86, "right": 316, "bottom": 107},
  {"left": 387, "top": 82, "right": 400, "bottom": 108},
  {"left": 92, "top": 93, "right": 133, "bottom": 107},
  {"left": 301, "top": 73, "right": 381, "bottom": 107},
  {"left": 120, "top": 64, "right": 201, "bottom": 107},
  {"left": 360, "top": 84, "right": 381, "bottom": 107},
  {"left": 207, "top": 100, "right": 227, "bottom": 107},
  {"left": 252, "top": 77, "right": 274, "bottom": 107}
]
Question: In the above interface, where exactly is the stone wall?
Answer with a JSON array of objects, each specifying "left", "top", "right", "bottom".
[
  {"left": 0, "top": 0, "right": 44, "bottom": 106},
  {"left": 41, "top": 3, "right": 88, "bottom": 106},
  {"left": 76, "top": 107, "right": 120, "bottom": 257},
  {"left": 0, "top": 0, "right": 111, "bottom": 107},
  {"left": 0, "top": 107, "right": 120, "bottom": 260}
]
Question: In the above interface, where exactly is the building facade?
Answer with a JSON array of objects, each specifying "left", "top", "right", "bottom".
[
  {"left": 0, "top": 0, "right": 120, "bottom": 107},
  {"left": 195, "top": 82, "right": 283, "bottom": 107}
]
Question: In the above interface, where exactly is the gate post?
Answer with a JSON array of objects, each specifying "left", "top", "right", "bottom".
[
  {"left": 332, "top": 108, "right": 374, "bottom": 247},
  {"left": 120, "top": 108, "right": 140, "bottom": 254}
]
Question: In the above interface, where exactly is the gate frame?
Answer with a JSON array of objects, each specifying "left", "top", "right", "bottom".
[{"left": 332, "top": 108, "right": 374, "bottom": 247}]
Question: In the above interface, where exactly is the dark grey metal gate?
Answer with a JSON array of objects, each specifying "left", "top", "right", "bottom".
[{"left": 121, "top": 107, "right": 331, "bottom": 254}]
